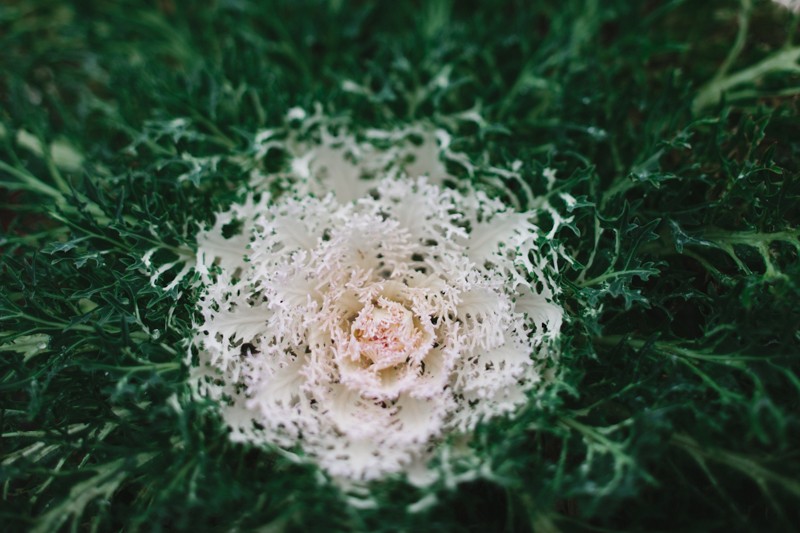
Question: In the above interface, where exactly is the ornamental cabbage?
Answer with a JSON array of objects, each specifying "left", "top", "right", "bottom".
[{"left": 190, "top": 119, "right": 564, "bottom": 482}]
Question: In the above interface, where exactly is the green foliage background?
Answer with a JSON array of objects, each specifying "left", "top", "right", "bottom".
[{"left": 1, "top": 0, "right": 799, "bottom": 531}]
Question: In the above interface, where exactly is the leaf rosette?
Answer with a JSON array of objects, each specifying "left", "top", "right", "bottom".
[{"left": 190, "top": 117, "right": 564, "bottom": 482}]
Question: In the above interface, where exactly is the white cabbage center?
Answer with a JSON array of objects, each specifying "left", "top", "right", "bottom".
[
  {"left": 336, "top": 291, "right": 436, "bottom": 400},
  {"left": 348, "top": 300, "right": 426, "bottom": 370}
]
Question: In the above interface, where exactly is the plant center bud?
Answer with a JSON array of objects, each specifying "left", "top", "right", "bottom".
[{"left": 350, "top": 299, "right": 422, "bottom": 370}]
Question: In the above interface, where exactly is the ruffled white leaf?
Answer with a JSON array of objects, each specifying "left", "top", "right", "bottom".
[
  {"left": 203, "top": 306, "right": 268, "bottom": 342},
  {"left": 307, "top": 141, "right": 373, "bottom": 203},
  {"left": 465, "top": 212, "right": 535, "bottom": 267},
  {"left": 393, "top": 395, "right": 447, "bottom": 445},
  {"left": 516, "top": 292, "right": 564, "bottom": 341},
  {"left": 456, "top": 287, "right": 510, "bottom": 350},
  {"left": 247, "top": 355, "right": 306, "bottom": 413}
]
